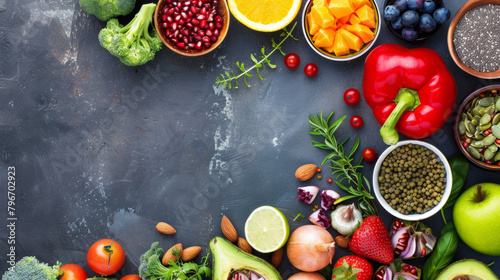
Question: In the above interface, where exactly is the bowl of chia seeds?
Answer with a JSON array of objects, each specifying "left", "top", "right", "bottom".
[
  {"left": 372, "top": 140, "right": 452, "bottom": 221},
  {"left": 448, "top": 0, "right": 500, "bottom": 79}
]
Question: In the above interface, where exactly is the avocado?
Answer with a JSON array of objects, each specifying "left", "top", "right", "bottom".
[
  {"left": 436, "top": 259, "right": 499, "bottom": 280},
  {"left": 209, "top": 236, "right": 282, "bottom": 280}
]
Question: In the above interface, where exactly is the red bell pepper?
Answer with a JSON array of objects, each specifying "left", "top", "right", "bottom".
[{"left": 362, "top": 44, "right": 456, "bottom": 145}]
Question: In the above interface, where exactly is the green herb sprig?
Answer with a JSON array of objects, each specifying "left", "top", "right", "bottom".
[
  {"left": 309, "top": 111, "right": 378, "bottom": 217},
  {"left": 215, "top": 22, "right": 298, "bottom": 89}
]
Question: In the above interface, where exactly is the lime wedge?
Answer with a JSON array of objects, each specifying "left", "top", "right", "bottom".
[{"left": 244, "top": 205, "right": 290, "bottom": 253}]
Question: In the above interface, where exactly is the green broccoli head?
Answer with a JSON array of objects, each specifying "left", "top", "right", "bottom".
[
  {"left": 2, "top": 256, "right": 61, "bottom": 280},
  {"left": 98, "top": 3, "right": 163, "bottom": 67},
  {"left": 79, "top": 0, "right": 136, "bottom": 21}
]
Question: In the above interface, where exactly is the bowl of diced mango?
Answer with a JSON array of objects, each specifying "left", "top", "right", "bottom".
[{"left": 302, "top": 0, "right": 381, "bottom": 61}]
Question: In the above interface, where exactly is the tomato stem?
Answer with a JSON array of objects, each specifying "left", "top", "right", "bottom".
[
  {"left": 104, "top": 240, "right": 115, "bottom": 269},
  {"left": 380, "top": 88, "right": 420, "bottom": 145}
]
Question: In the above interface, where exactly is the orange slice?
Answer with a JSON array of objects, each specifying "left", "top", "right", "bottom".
[{"left": 228, "top": 0, "right": 302, "bottom": 32}]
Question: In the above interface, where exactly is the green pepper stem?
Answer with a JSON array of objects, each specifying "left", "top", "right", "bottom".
[{"left": 380, "top": 88, "right": 420, "bottom": 145}]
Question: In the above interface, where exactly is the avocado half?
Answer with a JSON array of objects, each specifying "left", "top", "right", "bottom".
[
  {"left": 436, "top": 259, "right": 499, "bottom": 280},
  {"left": 209, "top": 236, "right": 282, "bottom": 280}
]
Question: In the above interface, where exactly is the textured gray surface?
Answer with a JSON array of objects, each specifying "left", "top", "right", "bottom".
[{"left": 0, "top": 0, "right": 499, "bottom": 277}]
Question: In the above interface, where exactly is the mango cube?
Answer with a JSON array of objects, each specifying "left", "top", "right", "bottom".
[
  {"left": 340, "top": 29, "right": 364, "bottom": 51},
  {"left": 355, "top": 5, "right": 376, "bottom": 28},
  {"left": 313, "top": 0, "right": 329, "bottom": 8},
  {"left": 311, "top": 6, "right": 335, "bottom": 28},
  {"left": 349, "top": 13, "right": 361, "bottom": 24},
  {"left": 332, "top": 31, "right": 350, "bottom": 56},
  {"left": 307, "top": 13, "right": 321, "bottom": 35},
  {"left": 351, "top": 0, "right": 372, "bottom": 10},
  {"left": 346, "top": 23, "right": 374, "bottom": 43},
  {"left": 328, "top": 0, "right": 354, "bottom": 19},
  {"left": 313, "top": 28, "right": 336, "bottom": 48}
]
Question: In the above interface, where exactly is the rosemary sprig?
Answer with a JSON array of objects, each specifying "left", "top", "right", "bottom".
[
  {"left": 215, "top": 22, "right": 298, "bottom": 89},
  {"left": 309, "top": 111, "right": 378, "bottom": 217}
]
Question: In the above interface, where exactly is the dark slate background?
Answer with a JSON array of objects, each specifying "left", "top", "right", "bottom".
[{"left": 0, "top": 0, "right": 499, "bottom": 278}]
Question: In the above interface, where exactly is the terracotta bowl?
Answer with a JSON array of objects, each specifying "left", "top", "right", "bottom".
[
  {"left": 453, "top": 84, "right": 500, "bottom": 171},
  {"left": 447, "top": 0, "right": 500, "bottom": 79},
  {"left": 154, "top": 0, "right": 230, "bottom": 56}
]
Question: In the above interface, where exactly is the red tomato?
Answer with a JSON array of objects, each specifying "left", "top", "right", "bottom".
[
  {"left": 343, "top": 88, "right": 361, "bottom": 105},
  {"left": 350, "top": 115, "right": 364, "bottom": 129},
  {"left": 284, "top": 53, "right": 300, "bottom": 69},
  {"left": 362, "top": 148, "right": 377, "bottom": 162},
  {"left": 87, "top": 239, "right": 125, "bottom": 275},
  {"left": 304, "top": 63, "right": 318, "bottom": 77},
  {"left": 120, "top": 275, "right": 142, "bottom": 280},
  {"left": 59, "top": 264, "right": 88, "bottom": 280}
]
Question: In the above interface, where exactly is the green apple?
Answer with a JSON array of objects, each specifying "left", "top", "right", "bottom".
[{"left": 453, "top": 182, "right": 500, "bottom": 256}]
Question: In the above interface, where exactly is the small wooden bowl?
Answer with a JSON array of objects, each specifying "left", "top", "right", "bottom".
[
  {"left": 447, "top": 0, "right": 500, "bottom": 79},
  {"left": 154, "top": 0, "right": 230, "bottom": 56},
  {"left": 453, "top": 84, "right": 500, "bottom": 171}
]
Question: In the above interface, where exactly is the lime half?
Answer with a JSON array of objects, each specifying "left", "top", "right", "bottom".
[{"left": 244, "top": 205, "right": 290, "bottom": 253}]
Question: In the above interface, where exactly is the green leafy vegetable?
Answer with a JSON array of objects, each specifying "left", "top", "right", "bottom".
[
  {"left": 79, "top": 0, "right": 135, "bottom": 21},
  {"left": 290, "top": 212, "right": 305, "bottom": 222},
  {"left": 309, "top": 111, "right": 378, "bottom": 217},
  {"left": 2, "top": 256, "right": 61, "bottom": 280},
  {"left": 139, "top": 242, "right": 212, "bottom": 280},
  {"left": 443, "top": 155, "right": 469, "bottom": 210},
  {"left": 422, "top": 222, "right": 459, "bottom": 280},
  {"left": 215, "top": 23, "right": 298, "bottom": 89}
]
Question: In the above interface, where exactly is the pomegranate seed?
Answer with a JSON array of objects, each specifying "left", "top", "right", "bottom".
[
  {"left": 167, "top": 0, "right": 172, "bottom": 3},
  {"left": 213, "top": 0, "right": 218, "bottom": 5},
  {"left": 183, "top": 37, "right": 189, "bottom": 44},
  {"left": 184, "top": 1, "right": 190, "bottom": 5},
  {"left": 162, "top": 15, "right": 168, "bottom": 21},
  {"left": 198, "top": 30, "right": 205, "bottom": 36},
  {"left": 202, "top": 36, "right": 210, "bottom": 43},
  {"left": 463, "top": 142, "right": 469, "bottom": 148},
  {"left": 188, "top": 43, "right": 196, "bottom": 48},
  {"left": 175, "top": 15, "right": 181, "bottom": 21},
  {"left": 201, "top": 7, "right": 207, "bottom": 14},
  {"left": 215, "top": 15, "right": 222, "bottom": 22},
  {"left": 186, "top": 22, "right": 193, "bottom": 28},
  {"left": 181, "top": 29, "right": 190, "bottom": 36},
  {"left": 177, "top": 2, "right": 182, "bottom": 7},
  {"left": 200, "top": 20, "right": 208, "bottom": 28},
  {"left": 191, "top": 18, "right": 199, "bottom": 25},
  {"left": 188, "top": 36, "right": 193, "bottom": 42},
  {"left": 162, "top": 22, "right": 168, "bottom": 28},
  {"left": 403, "top": 265, "right": 410, "bottom": 272},
  {"left": 177, "top": 42, "right": 186, "bottom": 48},
  {"left": 174, "top": 30, "right": 180, "bottom": 38},
  {"left": 204, "top": 42, "right": 212, "bottom": 48},
  {"left": 205, "top": 29, "right": 213, "bottom": 36},
  {"left": 182, "top": 6, "right": 189, "bottom": 11},
  {"left": 162, "top": 7, "right": 168, "bottom": 14},
  {"left": 167, "top": 16, "right": 173, "bottom": 22},
  {"left": 197, "top": 0, "right": 202, "bottom": 6},
  {"left": 193, "top": 33, "right": 202, "bottom": 41},
  {"left": 496, "top": 139, "right": 500, "bottom": 145},
  {"left": 167, "top": 8, "right": 174, "bottom": 15},
  {"left": 410, "top": 268, "right": 417, "bottom": 275},
  {"left": 191, "top": 6, "right": 198, "bottom": 13},
  {"left": 178, "top": 19, "right": 185, "bottom": 25},
  {"left": 171, "top": 38, "right": 178, "bottom": 43},
  {"left": 171, "top": 22, "right": 178, "bottom": 30},
  {"left": 211, "top": 36, "right": 217, "bottom": 42},
  {"left": 204, "top": 3, "right": 211, "bottom": 9},
  {"left": 172, "top": 1, "right": 177, "bottom": 6},
  {"left": 486, "top": 160, "right": 493, "bottom": 164},
  {"left": 216, "top": 22, "right": 223, "bottom": 29},
  {"left": 209, "top": 22, "right": 215, "bottom": 29},
  {"left": 174, "top": 6, "right": 180, "bottom": 12},
  {"left": 214, "top": 29, "right": 219, "bottom": 36},
  {"left": 396, "top": 244, "right": 405, "bottom": 251},
  {"left": 197, "top": 14, "right": 206, "bottom": 20},
  {"left": 195, "top": 41, "right": 202, "bottom": 49}
]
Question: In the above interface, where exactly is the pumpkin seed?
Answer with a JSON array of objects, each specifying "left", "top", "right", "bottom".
[
  {"left": 471, "top": 107, "right": 481, "bottom": 116},
  {"left": 480, "top": 114, "right": 491, "bottom": 125},
  {"left": 459, "top": 121, "right": 466, "bottom": 135},
  {"left": 467, "top": 111, "right": 474, "bottom": 120},
  {"left": 494, "top": 151, "right": 500, "bottom": 162},
  {"left": 483, "top": 135, "right": 496, "bottom": 146},
  {"left": 468, "top": 146, "right": 482, "bottom": 160},
  {"left": 493, "top": 114, "right": 500, "bottom": 125},
  {"left": 480, "top": 123, "right": 492, "bottom": 131},
  {"left": 471, "top": 140, "right": 484, "bottom": 148},
  {"left": 496, "top": 98, "right": 500, "bottom": 111},
  {"left": 479, "top": 97, "right": 494, "bottom": 107},
  {"left": 471, "top": 118, "right": 479, "bottom": 126},
  {"left": 466, "top": 131, "right": 474, "bottom": 138},
  {"left": 475, "top": 131, "right": 485, "bottom": 140},
  {"left": 488, "top": 144, "right": 498, "bottom": 153},
  {"left": 484, "top": 149, "right": 495, "bottom": 161},
  {"left": 492, "top": 125, "right": 500, "bottom": 138},
  {"left": 466, "top": 120, "right": 476, "bottom": 133}
]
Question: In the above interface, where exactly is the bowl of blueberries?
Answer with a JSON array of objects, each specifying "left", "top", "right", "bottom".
[{"left": 383, "top": 0, "right": 451, "bottom": 41}]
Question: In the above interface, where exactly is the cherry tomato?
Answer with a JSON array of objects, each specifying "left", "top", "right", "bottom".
[
  {"left": 350, "top": 115, "right": 364, "bottom": 129},
  {"left": 59, "top": 264, "right": 88, "bottom": 280},
  {"left": 362, "top": 148, "right": 377, "bottom": 162},
  {"left": 304, "top": 63, "right": 318, "bottom": 77},
  {"left": 327, "top": 178, "right": 332, "bottom": 183},
  {"left": 87, "top": 239, "right": 125, "bottom": 275},
  {"left": 316, "top": 168, "right": 322, "bottom": 173},
  {"left": 343, "top": 88, "right": 361, "bottom": 105},
  {"left": 284, "top": 53, "right": 300, "bottom": 69},
  {"left": 120, "top": 275, "right": 142, "bottom": 280}
]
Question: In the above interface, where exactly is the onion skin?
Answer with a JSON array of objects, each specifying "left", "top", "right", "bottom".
[
  {"left": 286, "top": 225, "right": 335, "bottom": 272},
  {"left": 287, "top": 272, "right": 326, "bottom": 280}
]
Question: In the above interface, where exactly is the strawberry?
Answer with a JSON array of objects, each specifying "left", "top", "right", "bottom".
[
  {"left": 348, "top": 215, "right": 394, "bottom": 264},
  {"left": 332, "top": 255, "right": 373, "bottom": 280}
]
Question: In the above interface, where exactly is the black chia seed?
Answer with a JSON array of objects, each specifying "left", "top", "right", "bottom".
[{"left": 453, "top": 4, "right": 500, "bottom": 73}]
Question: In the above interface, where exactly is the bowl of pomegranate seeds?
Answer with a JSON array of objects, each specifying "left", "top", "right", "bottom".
[{"left": 154, "top": 0, "right": 230, "bottom": 56}]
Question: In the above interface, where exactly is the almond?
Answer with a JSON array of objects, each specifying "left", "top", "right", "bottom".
[
  {"left": 271, "top": 248, "right": 284, "bottom": 268},
  {"left": 221, "top": 215, "right": 238, "bottom": 243},
  {"left": 181, "top": 246, "right": 202, "bottom": 262},
  {"left": 162, "top": 243, "right": 183, "bottom": 265},
  {"left": 156, "top": 222, "right": 176, "bottom": 234},
  {"left": 295, "top": 164, "right": 317, "bottom": 181},
  {"left": 237, "top": 237, "right": 252, "bottom": 254},
  {"left": 335, "top": 235, "right": 348, "bottom": 249}
]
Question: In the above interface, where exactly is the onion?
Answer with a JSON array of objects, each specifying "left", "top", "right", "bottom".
[
  {"left": 287, "top": 272, "right": 326, "bottom": 280},
  {"left": 286, "top": 225, "right": 335, "bottom": 272}
]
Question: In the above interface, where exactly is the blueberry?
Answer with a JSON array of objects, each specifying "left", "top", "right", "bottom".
[
  {"left": 402, "top": 27, "right": 419, "bottom": 41},
  {"left": 393, "top": 0, "right": 408, "bottom": 12},
  {"left": 419, "top": 13, "right": 437, "bottom": 33},
  {"left": 433, "top": 7, "right": 451, "bottom": 24},
  {"left": 384, "top": 5, "right": 400, "bottom": 21},
  {"left": 422, "top": 0, "right": 437, "bottom": 13},
  {"left": 407, "top": 0, "right": 423, "bottom": 11},
  {"left": 391, "top": 17, "right": 404, "bottom": 30},
  {"left": 401, "top": 10, "right": 420, "bottom": 27}
]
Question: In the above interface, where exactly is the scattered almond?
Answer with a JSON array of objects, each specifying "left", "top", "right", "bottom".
[
  {"left": 162, "top": 243, "right": 183, "bottom": 265},
  {"left": 221, "top": 215, "right": 238, "bottom": 243},
  {"left": 181, "top": 246, "right": 202, "bottom": 262},
  {"left": 237, "top": 237, "right": 252, "bottom": 254},
  {"left": 271, "top": 248, "right": 284, "bottom": 268},
  {"left": 335, "top": 235, "right": 348, "bottom": 249},
  {"left": 156, "top": 222, "right": 176, "bottom": 234},
  {"left": 295, "top": 164, "right": 317, "bottom": 181}
]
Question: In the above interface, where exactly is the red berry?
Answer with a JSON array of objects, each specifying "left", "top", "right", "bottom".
[
  {"left": 304, "top": 63, "right": 318, "bottom": 77},
  {"left": 348, "top": 216, "right": 394, "bottom": 264},
  {"left": 327, "top": 178, "right": 332, "bottom": 183},
  {"left": 350, "top": 115, "right": 364, "bottom": 129},
  {"left": 343, "top": 88, "right": 361, "bottom": 105},
  {"left": 333, "top": 255, "right": 374, "bottom": 280},
  {"left": 284, "top": 53, "right": 300, "bottom": 69},
  {"left": 362, "top": 148, "right": 377, "bottom": 162}
]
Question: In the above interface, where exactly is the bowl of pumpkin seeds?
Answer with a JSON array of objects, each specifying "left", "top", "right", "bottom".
[{"left": 454, "top": 84, "right": 500, "bottom": 171}]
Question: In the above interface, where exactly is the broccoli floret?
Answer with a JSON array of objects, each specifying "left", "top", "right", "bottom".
[
  {"left": 79, "top": 0, "right": 136, "bottom": 21},
  {"left": 98, "top": 3, "right": 163, "bottom": 66},
  {"left": 2, "top": 256, "right": 61, "bottom": 280}
]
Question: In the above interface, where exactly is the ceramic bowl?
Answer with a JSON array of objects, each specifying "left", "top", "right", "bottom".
[
  {"left": 154, "top": 0, "right": 230, "bottom": 56},
  {"left": 384, "top": 0, "right": 444, "bottom": 41},
  {"left": 301, "top": 0, "right": 381, "bottom": 61},
  {"left": 372, "top": 140, "right": 453, "bottom": 221},
  {"left": 453, "top": 84, "right": 500, "bottom": 171},
  {"left": 447, "top": 0, "right": 500, "bottom": 79}
]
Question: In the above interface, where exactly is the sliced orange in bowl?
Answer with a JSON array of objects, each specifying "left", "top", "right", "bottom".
[{"left": 228, "top": 0, "right": 302, "bottom": 32}]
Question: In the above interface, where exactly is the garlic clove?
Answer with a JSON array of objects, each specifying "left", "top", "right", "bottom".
[{"left": 330, "top": 203, "right": 363, "bottom": 236}]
